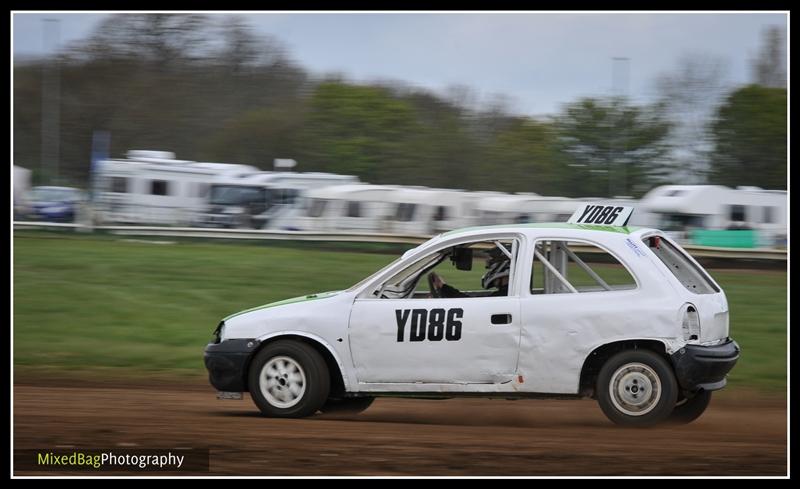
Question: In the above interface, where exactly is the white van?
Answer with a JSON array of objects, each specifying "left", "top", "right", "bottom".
[{"left": 198, "top": 171, "right": 359, "bottom": 229}]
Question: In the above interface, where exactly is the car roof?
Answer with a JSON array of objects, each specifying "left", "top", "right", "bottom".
[
  {"left": 32, "top": 186, "right": 81, "bottom": 191},
  {"left": 441, "top": 222, "right": 651, "bottom": 237}
]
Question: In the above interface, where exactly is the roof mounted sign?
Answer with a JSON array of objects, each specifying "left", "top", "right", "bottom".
[{"left": 567, "top": 203, "right": 634, "bottom": 227}]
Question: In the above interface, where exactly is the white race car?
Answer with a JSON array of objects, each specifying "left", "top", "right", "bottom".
[{"left": 204, "top": 205, "right": 739, "bottom": 426}]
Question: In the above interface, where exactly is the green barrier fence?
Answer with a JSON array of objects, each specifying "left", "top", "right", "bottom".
[{"left": 690, "top": 229, "right": 759, "bottom": 248}]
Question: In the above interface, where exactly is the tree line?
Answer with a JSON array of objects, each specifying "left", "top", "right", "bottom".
[{"left": 13, "top": 15, "right": 787, "bottom": 196}]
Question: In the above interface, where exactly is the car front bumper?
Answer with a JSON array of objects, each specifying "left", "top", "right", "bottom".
[
  {"left": 203, "top": 339, "right": 260, "bottom": 392},
  {"left": 670, "top": 338, "right": 740, "bottom": 392}
]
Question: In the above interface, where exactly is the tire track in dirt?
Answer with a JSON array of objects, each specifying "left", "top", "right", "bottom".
[{"left": 13, "top": 383, "right": 787, "bottom": 476}]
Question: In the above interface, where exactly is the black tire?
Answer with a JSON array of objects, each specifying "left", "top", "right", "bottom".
[
  {"left": 596, "top": 349, "right": 678, "bottom": 427},
  {"left": 668, "top": 390, "right": 712, "bottom": 424},
  {"left": 320, "top": 397, "right": 375, "bottom": 415},
  {"left": 248, "top": 340, "right": 330, "bottom": 418}
]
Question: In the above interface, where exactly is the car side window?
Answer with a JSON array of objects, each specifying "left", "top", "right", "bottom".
[
  {"left": 531, "top": 240, "right": 636, "bottom": 294},
  {"left": 375, "top": 238, "right": 517, "bottom": 299},
  {"left": 643, "top": 235, "right": 719, "bottom": 294}
]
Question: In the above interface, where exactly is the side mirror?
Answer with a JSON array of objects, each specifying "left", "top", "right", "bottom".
[{"left": 451, "top": 247, "right": 473, "bottom": 271}]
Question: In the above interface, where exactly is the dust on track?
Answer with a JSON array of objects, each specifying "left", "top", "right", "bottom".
[{"left": 13, "top": 381, "right": 786, "bottom": 476}]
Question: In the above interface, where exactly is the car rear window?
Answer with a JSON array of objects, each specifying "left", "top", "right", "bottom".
[{"left": 643, "top": 236, "right": 719, "bottom": 294}]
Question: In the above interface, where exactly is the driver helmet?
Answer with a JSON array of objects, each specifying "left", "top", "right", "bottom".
[{"left": 481, "top": 247, "right": 510, "bottom": 289}]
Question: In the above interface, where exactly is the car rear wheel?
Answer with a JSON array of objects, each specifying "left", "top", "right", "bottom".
[
  {"left": 248, "top": 340, "right": 330, "bottom": 418},
  {"left": 668, "top": 390, "right": 712, "bottom": 424},
  {"left": 596, "top": 350, "right": 678, "bottom": 427},
  {"left": 320, "top": 397, "right": 375, "bottom": 415}
]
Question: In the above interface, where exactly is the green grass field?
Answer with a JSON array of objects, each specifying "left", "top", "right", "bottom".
[{"left": 13, "top": 231, "right": 787, "bottom": 392}]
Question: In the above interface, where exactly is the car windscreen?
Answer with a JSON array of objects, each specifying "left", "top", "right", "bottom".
[
  {"left": 30, "top": 188, "right": 79, "bottom": 202},
  {"left": 209, "top": 186, "right": 265, "bottom": 206},
  {"left": 347, "top": 256, "right": 405, "bottom": 293}
]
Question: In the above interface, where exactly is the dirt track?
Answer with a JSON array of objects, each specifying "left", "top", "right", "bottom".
[{"left": 13, "top": 381, "right": 786, "bottom": 476}]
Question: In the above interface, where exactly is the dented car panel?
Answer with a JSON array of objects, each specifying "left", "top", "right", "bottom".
[
  {"left": 350, "top": 296, "right": 522, "bottom": 386},
  {"left": 219, "top": 291, "right": 358, "bottom": 390},
  {"left": 205, "top": 211, "right": 738, "bottom": 425}
]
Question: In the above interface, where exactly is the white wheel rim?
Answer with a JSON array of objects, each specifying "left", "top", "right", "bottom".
[
  {"left": 259, "top": 355, "right": 307, "bottom": 409},
  {"left": 609, "top": 362, "right": 662, "bottom": 416}
]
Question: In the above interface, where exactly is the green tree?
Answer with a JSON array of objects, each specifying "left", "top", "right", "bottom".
[
  {"left": 202, "top": 105, "right": 308, "bottom": 167},
  {"left": 399, "top": 90, "right": 483, "bottom": 190},
  {"left": 479, "top": 118, "right": 562, "bottom": 194},
  {"left": 14, "top": 14, "right": 308, "bottom": 183},
  {"left": 300, "top": 82, "right": 421, "bottom": 183},
  {"left": 709, "top": 85, "right": 787, "bottom": 189},
  {"left": 554, "top": 98, "right": 671, "bottom": 197}
]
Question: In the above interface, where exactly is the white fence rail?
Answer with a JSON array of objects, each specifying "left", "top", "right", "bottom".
[{"left": 13, "top": 221, "right": 787, "bottom": 261}]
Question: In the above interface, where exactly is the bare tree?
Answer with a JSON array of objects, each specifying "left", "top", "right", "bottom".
[
  {"left": 654, "top": 53, "right": 730, "bottom": 184},
  {"left": 74, "top": 14, "right": 213, "bottom": 68}
]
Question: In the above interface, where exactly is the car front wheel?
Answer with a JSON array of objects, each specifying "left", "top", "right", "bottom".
[
  {"left": 596, "top": 349, "right": 678, "bottom": 427},
  {"left": 668, "top": 390, "right": 712, "bottom": 424},
  {"left": 248, "top": 340, "right": 330, "bottom": 418}
]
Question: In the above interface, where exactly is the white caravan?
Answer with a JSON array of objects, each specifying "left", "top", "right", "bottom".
[
  {"left": 640, "top": 185, "right": 787, "bottom": 246},
  {"left": 381, "top": 187, "right": 489, "bottom": 235},
  {"left": 475, "top": 194, "right": 579, "bottom": 226},
  {"left": 13, "top": 165, "right": 32, "bottom": 219},
  {"left": 198, "top": 171, "right": 359, "bottom": 229},
  {"left": 277, "top": 184, "right": 401, "bottom": 233},
  {"left": 92, "top": 150, "right": 258, "bottom": 226}
]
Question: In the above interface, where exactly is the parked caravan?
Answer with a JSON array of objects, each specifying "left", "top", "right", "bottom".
[
  {"left": 92, "top": 151, "right": 258, "bottom": 226},
  {"left": 640, "top": 185, "right": 787, "bottom": 247},
  {"left": 13, "top": 165, "right": 32, "bottom": 220},
  {"left": 276, "top": 184, "right": 401, "bottom": 232},
  {"left": 199, "top": 171, "right": 359, "bottom": 229},
  {"left": 381, "top": 187, "right": 490, "bottom": 235},
  {"left": 475, "top": 194, "right": 578, "bottom": 226}
]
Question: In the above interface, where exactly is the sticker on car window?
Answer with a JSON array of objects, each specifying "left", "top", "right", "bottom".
[{"left": 625, "top": 238, "right": 646, "bottom": 257}]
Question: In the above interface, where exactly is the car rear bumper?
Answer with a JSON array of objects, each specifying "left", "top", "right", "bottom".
[
  {"left": 670, "top": 339, "right": 740, "bottom": 392},
  {"left": 203, "top": 339, "right": 260, "bottom": 392}
]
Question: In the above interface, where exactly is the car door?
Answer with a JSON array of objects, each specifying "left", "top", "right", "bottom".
[
  {"left": 348, "top": 237, "right": 523, "bottom": 386},
  {"left": 517, "top": 237, "right": 670, "bottom": 394},
  {"left": 349, "top": 296, "right": 521, "bottom": 385}
]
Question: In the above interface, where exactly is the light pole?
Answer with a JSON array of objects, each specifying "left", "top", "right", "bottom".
[{"left": 40, "top": 18, "right": 61, "bottom": 185}]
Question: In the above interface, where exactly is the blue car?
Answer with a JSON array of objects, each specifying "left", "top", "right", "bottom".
[{"left": 28, "top": 186, "right": 86, "bottom": 223}]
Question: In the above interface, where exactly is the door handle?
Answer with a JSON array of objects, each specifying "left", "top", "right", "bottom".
[{"left": 491, "top": 314, "right": 512, "bottom": 325}]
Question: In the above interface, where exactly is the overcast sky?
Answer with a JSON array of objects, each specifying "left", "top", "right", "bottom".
[{"left": 12, "top": 12, "right": 788, "bottom": 116}]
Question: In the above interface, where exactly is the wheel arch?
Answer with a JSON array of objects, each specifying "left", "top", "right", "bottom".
[
  {"left": 245, "top": 331, "right": 349, "bottom": 396},
  {"left": 578, "top": 339, "right": 671, "bottom": 398}
]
